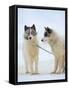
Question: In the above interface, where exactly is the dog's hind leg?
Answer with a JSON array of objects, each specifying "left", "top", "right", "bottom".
[
  {"left": 61, "top": 57, "right": 65, "bottom": 73},
  {"left": 61, "top": 55, "right": 65, "bottom": 73},
  {"left": 56, "top": 56, "right": 64, "bottom": 74}
]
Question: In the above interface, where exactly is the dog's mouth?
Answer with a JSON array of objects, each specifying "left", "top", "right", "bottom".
[{"left": 41, "top": 39, "right": 44, "bottom": 42}]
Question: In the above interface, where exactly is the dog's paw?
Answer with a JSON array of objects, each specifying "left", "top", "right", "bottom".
[
  {"left": 55, "top": 72, "right": 61, "bottom": 74},
  {"left": 50, "top": 71, "right": 56, "bottom": 74},
  {"left": 30, "top": 72, "right": 39, "bottom": 75},
  {"left": 34, "top": 72, "right": 40, "bottom": 74},
  {"left": 25, "top": 71, "right": 29, "bottom": 74},
  {"left": 55, "top": 70, "right": 63, "bottom": 74}
]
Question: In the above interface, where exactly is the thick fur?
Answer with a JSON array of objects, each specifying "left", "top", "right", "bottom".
[
  {"left": 24, "top": 24, "right": 39, "bottom": 74},
  {"left": 41, "top": 27, "right": 65, "bottom": 74}
]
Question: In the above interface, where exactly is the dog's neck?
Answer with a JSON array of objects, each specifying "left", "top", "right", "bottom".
[{"left": 48, "top": 32, "right": 59, "bottom": 48}]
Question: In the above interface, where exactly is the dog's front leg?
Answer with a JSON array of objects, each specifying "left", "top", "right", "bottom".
[
  {"left": 24, "top": 57, "right": 29, "bottom": 74},
  {"left": 51, "top": 58, "right": 58, "bottom": 74},
  {"left": 34, "top": 57, "right": 39, "bottom": 74},
  {"left": 29, "top": 60, "right": 34, "bottom": 74}
]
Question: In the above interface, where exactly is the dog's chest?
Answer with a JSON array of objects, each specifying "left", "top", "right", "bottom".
[
  {"left": 28, "top": 45, "right": 38, "bottom": 57},
  {"left": 25, "top": 40, "right": 39, "bottom": 58}
]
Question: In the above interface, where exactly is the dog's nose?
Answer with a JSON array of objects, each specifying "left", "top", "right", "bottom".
[
  {"left": 41, "top": 39, "right": 43, "bottom": 42},
  {"left": 29, "top": 37, "right": 32, "bottom": 39}
]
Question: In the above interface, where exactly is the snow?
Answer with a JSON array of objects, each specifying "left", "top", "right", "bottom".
[
  {"left": 18, "top": 56, "right": 65, "bottom": 82},
  {"left": 18, "top": 73, "right": 65, "bottom": 82}
]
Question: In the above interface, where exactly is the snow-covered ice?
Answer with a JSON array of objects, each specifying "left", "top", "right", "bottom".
[{"left": 18, "top": 73, "right": 65, "bottom": 82}]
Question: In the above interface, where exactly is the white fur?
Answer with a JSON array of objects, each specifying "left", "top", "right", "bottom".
[
  {"left": 42, "top": 30, "right": 65, "bottom": 74},
  {"left": 23, "top": 36, "right": 39, "bottom": 74}
]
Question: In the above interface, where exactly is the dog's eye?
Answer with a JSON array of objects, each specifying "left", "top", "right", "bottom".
[
  {"left": 44, "top": 32, "right": 48, "bottom": 37},
  {"left": 31, "top": 30, "right": 35, "bottom": 34},
  {"left": 26, "top": 32, "right": 29, "bottom": 34},
  {"left": 31, "top": 30, "right": 37, "bottom": 36},
  {"left": 26, "top": 30, "right": 30, "bottom": 34},
  {"left": 31, "top": 31, "right": 37, "bottom": 36}
]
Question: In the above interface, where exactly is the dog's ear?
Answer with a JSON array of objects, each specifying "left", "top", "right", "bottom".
[
  {"left": 44, "top": 26, "right": 49, "bottom": 30},
  {"left": 31, "top": 24, "right": 36, "bottom": 30},
  {"left": 44, "top": 27, "right": 47, "bottom": 30},
  {"left": 24, "top": 25, "right": 28, "bottom": 31},
  {"left": 45, "top": 26, "right": 52, "bottom": 34},
  {"left": 47, "top": 27, "right": 52, "bottom": 34}
]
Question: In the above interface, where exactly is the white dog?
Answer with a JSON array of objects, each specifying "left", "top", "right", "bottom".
[
  {"left": 41, "top": 27, "right": 65, "bottom": 74},
  {"left": 23, "top": 24, "right": 39, "bottom": 74}
]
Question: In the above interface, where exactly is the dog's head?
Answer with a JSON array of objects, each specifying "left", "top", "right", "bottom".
[
  {"left": 41, "top": 26, "right": 52, "bottom": 42},
  {"left": 24, "top": 24, "right": 37, "bottom": 40}
]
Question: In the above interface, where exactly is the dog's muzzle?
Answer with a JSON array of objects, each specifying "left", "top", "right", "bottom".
[{"left": 41, "top": 39, "right": 44, "bottom": 42}]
